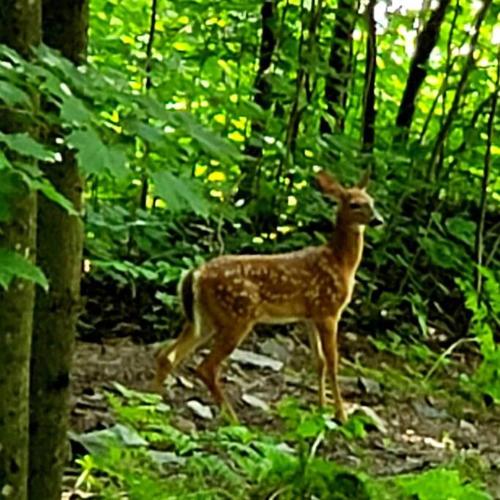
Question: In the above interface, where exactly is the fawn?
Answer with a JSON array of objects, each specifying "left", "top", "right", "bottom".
[{"left": 154, "top": 170, "right": 383, "bottom": 422}]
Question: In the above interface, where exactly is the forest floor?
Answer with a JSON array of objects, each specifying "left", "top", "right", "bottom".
[{"left": 67, "top": 323, "right": 500, "bottom": 498}]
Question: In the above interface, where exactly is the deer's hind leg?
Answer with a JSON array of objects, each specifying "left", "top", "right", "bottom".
[
  {"left": 306, "top": 321, "right": 327, "bottom": 407},
  {"left": 195, "top": 321, "right": 253, "bottom": 422},
  {"left": 154, "top": 321, "right": 212, "bottom": 392}
]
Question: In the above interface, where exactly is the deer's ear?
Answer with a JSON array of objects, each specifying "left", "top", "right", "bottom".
[
  {"left": 316, "top": 170, "right": 345, "bottom": 200},
  {"left": 357, "top": 168, "right": 371, "bottom": 190}
]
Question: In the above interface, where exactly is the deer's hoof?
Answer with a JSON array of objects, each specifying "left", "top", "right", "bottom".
[{"left": 335, "top": 407, "right": 348, "bottom": 424}]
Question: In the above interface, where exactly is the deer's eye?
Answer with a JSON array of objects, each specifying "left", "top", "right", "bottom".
[{"left": 350, "top": 202, "right": 362, "bottom": 209}]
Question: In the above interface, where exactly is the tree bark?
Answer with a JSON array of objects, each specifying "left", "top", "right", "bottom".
[
  {"left": 321, "top": 0, "right": 357, "bottom": 134},
  {"left": 139, "top": 0, "right": 159, "bottom": 210},
  {"left": 28, "top": 1, "right": 87, "bottom": 499},
  {"left": 250, "top": 0, "right": 278, "bottom": 134},
  {"left": 0, "top": 2, "right": 41, "bottom": 499},
  {"left": 361, "top": 0, "right": 377, "bottom": 156},
  {"left": 239, "top": 0, "right": 278, "bottom": 199},
  {"left": 394, "top": 0, "right": 450, "bottom": 142}
]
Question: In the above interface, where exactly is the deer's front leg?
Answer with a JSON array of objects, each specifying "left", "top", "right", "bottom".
[
  {"left": 314, "top": 316, "right": 347, "bottom": 423},
  {"left": 306, "top": 321, "right": 326, "bottom": 407}
]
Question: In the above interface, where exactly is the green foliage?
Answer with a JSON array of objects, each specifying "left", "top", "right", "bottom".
[
  {"left": 71, "top": 388, "right": 492, "bottom": 499},
  {"left": 396, "top": 468, "right": 491, "bottom": 500},
  {"left": 458, "top": 268, "right": 500, "bottom": 402},
  {"left": 152, "top": 171, "right": 209, "bottom": 216},
  {"left": 0, "top": 249, "right": 48, "bottom": 290},
  {"left": 74, "top": 0, "right": 500, "bottom": 402},
  {"left": 1, "top": 0, "right": 497, "bottom": 353},
  {"left": 0, "top": 132, "right": 55, "bottom": 162},
  {"left": 66, "top": 128, "right": 128, "bottom": 178},
  {"left": 0, "top": 0, "right": 498, "bottom": 496},
  {"left": 277, "top": 397, "right": 371, "bottom": 441}
]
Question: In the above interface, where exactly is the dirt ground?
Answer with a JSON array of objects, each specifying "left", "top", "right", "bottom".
[{"left": 69, "top": 324, "right": 500, "bottom": 497}]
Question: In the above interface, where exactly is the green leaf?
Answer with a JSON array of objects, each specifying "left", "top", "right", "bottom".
[
  {"left": 446, "top": 216, "right": 475, "bottom": 246},
  {"left": 125, "top": 119, "right": 165, "bottom": 144},
  {"left": 68, "top": 424, "right": 148, "bottom": 456},
  {"left": 31, "top": 178, "right": 79, "bottom": 215},
  {"left": 0, "top": 80, "right": 31, "bottom": 107},
  {"left": 0, "top": 132, "right": 55, "bottom": 162},
  {"left": 0, "top": 249, "right": 48, "bottom": 290},
  {"left": 419, "top": 235, "right": 465, "bottom": 271},
  {"left": 0, "top": 150, "right": 11, "bottom": 170},
  {"left": 397, "top": 468, "right": 491, "bottom": 500},
  {"left": 66, "top": 128, "right": 128, "bottom": 178},
  {"left": 152, "top": 171, "right": 209, "bottom": 216},
  {"left": 60, "top": 95, "right": 93, "bottom": 124},
  {"left": 172, "top": 112, "right": 242, "bottom": 163},
  {"left": 0, "top": 44, "right": 26, "bottom": 65},
  {"left": 106, "top": 147, "right": 128, "bottom": 179}
]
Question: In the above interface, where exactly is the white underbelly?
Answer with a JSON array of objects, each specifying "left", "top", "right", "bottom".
[{"left": 258, "top": 315, "right": 303, "bottom": 325}]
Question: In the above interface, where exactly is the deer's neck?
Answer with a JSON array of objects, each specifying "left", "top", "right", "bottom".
[{"left": 329, "top": 217, "right": 365, "bottom": 274}]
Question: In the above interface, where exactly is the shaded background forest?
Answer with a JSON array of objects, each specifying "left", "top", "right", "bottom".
[{"left": 79, "top": 0, "right": 499, "bottom": 394}]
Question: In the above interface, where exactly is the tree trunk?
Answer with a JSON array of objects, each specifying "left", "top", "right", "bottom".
[
  {"left": 28, "top": 2, "right": 87, "bottom": 499},
  {"left": 394, "top": 0, "right": 450, "bottom": 142},
  {"left": 361, "top": 0, "right": 377, "bottom": 157},
  {"left": 0, "top": 2, "right": 41, "bottom": 499},
  {"left": 321, "top": 0, "right": 357, "bottom": 134},
  {"left": 239, "top": 0, "right": 278, "bottom": 199},
  {"left": 139, "top": 0, "right": 159, "bottom": 210}
]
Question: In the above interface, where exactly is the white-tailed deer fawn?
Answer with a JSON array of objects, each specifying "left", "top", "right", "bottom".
[{"left": 154, "top": 170, "right": 383, "bottom": 422}]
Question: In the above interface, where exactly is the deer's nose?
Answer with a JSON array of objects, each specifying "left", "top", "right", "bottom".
[{"left": 369, "top": 207, "right": 384, "bottom": 227}]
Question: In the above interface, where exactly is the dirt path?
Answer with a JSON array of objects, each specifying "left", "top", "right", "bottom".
[{"left": 70, "top": 329, "right": 500, "bottom": 497}]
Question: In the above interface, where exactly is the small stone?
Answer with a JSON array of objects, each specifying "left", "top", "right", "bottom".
[
  {"left": 242, "top": 393, "right": 270, "bottom": 412},
  {"left": 177, "top": 375, "right": 194, "bottom": 389},
  {"left": 186, "top": 400, "right": 214, "bottom": 420},
  {"left": 171, "top": 415, "right": 197, "bottom": 433},
  {"left": 459, "top": 419, "right": 478, "bottom": 435},
  {"left": 230, "top": 349, "right": 283, "bottom": 371}
]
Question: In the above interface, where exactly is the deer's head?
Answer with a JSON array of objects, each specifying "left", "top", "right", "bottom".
[{"left": 316, "top": 170, "right": 384, "bottom": 228}]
